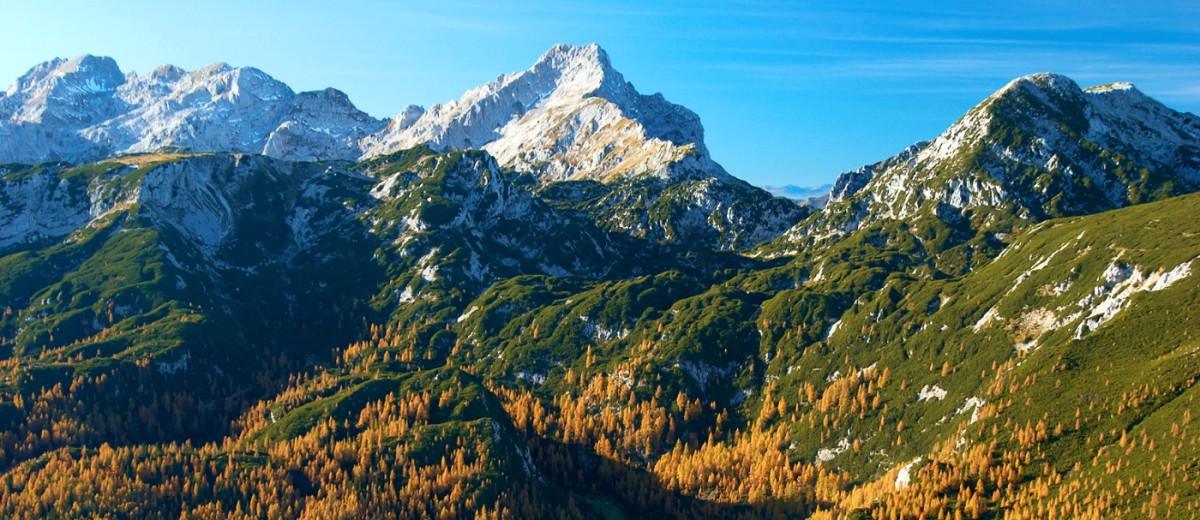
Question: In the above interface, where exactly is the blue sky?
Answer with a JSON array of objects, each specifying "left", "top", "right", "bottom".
[{"left": 2, "top": 0, "right": 1198, "bottom": 188}]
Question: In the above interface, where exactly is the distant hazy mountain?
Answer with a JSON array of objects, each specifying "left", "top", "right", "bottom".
[{"left": 762, "top": 183, "right": 829, "bottom": 198}]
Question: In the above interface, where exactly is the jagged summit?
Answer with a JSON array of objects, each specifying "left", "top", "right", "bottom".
[
  {"left": 0, "top": 55, "right": 385, "bottom": 163},
  {"left": 529, "top": 43, "right": 616, "bottom": 95},
  {"left": 1000, "top": 72, "right": 1078, "bottom": 95},
  {"left": 2, "top": 54, "right": 124, "bottom": 125},
  {"left": 782, "top": 71, "right": 1200, "bottom": 258},
  {"left": 3, "top": 45, "right": 733, "bottom": 185},
  {"left": 262, "top": 87, "right": 387, "bottom": 161},
  {"left": 1085, "top": 81, "right": 1136, "bottom": 93},
  {"left": 361, "top": 43, "right": 728, "bottom": 183},
  {"left": 0, "top": 47, "right": 800, "bottom": 250},
  {"left": 5, "top": 54, "right": 124, "bottom": 95}
]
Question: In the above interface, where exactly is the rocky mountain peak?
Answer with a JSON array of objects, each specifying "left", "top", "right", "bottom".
[
  {"left": 536, "top": 42, "right": 609, "bottom": 69},
  {"left": 781, "top": 72, "right": 1200, "bottom": 257},
  {"left": 194, "top": 62, "right": 234, "bottom": 77},
  {"left": 528, "top": 43, "right": 618, "bottom": 96},
  {"left": 1000, "top": 72, "right": 1080, "bottom": 97},
  {"left": 361, "top": 43, "right": 726, "bottom": 184},
  {"left": 389, "top": 105, "right": 426, "bottom": 133},
  {"left": 262, "top": 87, "right": 387, "bottom": 161},
  {"left": 2, "top": 54, "right": 126, "bottom": 125},
  {"left": 175, "top": 63, "right": 293, "bottom": 103},
  {"left": 3, "top": 46, "right": 738, "bottom": 188},
  {"left": 0, "top": 56, "right": 390, "bottom": 164},
  {"left": 827, "top": 141, "right": 928, "bottom": 204},
  {"left": 146, "top": 64, "right": 186, "bottom": 82},
  {"left": 7, "top": 55, "right": 124, "bottom": 94}
]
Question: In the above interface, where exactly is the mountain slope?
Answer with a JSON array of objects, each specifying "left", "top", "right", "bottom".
[
  {"left": 775, "top": 73, "right": 1200, "bottom": 271},
  {"left": 0, "top": 144, "right": 761, "bottom": 474},
  {"left": 0, "top": 152, "right": 390, "bottom": 466},
  {"left": 3, "top": 157, "right": 1196, "bottom": 519},
  {"left": 359, "top": 44, "right": 809, "bottom": 250},
  {"left": 441, "top": 186, "right": 1200, "bottom": 520}
]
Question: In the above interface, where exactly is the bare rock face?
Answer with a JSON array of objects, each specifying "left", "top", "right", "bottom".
[
  {"left": 0, "top": 56, "right": 385, "bottom": 164},
  {"left": 3, "top": 45, "right": 729, "bottom": 185},
  {"left": 0, "top": 55, "right": 128, "bottom": 163},
  {"left": 88, "top": 64, "right": 296, "bottom": 156},
  {"left": 263, "top": 88, "right": 387, "bottom": 161},
  {"left": 361, "top": 44, "right": 731, "bottom": 184}
]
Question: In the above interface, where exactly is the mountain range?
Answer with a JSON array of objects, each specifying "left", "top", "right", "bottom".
[
  {"left": 1, "top": 44, "right": 730, "bottom": 183},
  {"left": 0, "top": 44, "right": 1198, "bottom": 518}
]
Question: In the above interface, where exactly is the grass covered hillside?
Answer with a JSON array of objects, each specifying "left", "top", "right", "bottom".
[{"left": 0, "top": 146, "right": 1196, "bottom": 518}]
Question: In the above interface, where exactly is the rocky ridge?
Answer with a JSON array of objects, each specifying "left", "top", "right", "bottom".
[
  {"left": 0, "top": 56, "right": 385, "bottom": 164},
  {"left": 2, "top": 45, "right": 735, "bottom": 185},
  {"left": 362, "top": 43, "right": 728, "bottom": 184},
  {"left": 784, "top": 73, "right": 1200, "bottom": 250}
]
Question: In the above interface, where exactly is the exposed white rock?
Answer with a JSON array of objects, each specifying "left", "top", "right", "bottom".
[
  {"left": 1067, "top": 258, "right": 1194, "bottom": 338},
  {"left": 786, "top": 72, "right": 1200, "bottom": 245},
  {"left": 1, "top": 55, "right": 385, "bottom": 164},
  {"left": 815, "top": 437, "right": 852, "bottom": 464},
  {"left": 0, "top": 169, "right": 97, "bottom": 249},
  {"left": 1008, "top": 242, "right": 1072, "bottom": 295},
  {"left": 917, "top": 384, "right": 948, "bottom": 401},
  {"left": 973, "top": 307, "right": 1001, "bottom": 332},
  {"left": 579, "top": 315, "right": 630, "bottom": 342},
  {"left": 397, "top": 286, "right": 415, "bottom": 303},
  {"left": 675, "top": 360, "right": 738, "bottom": 393},
  {"left": 456, "top": 305, "right": 480, "bottom": 324},
  {"left": 824, "top": 319, "right": 842, "bottom": 341},
  {"left": 155, "top": 351, "right": 191, "bottom": 375},
  {"left": 895, "top": 457, "right": 922, "bottom": 489},
  {"left": 955, "top": 397, "right": 986, "bottom": 425},
  {"left": 515, "top": 371, "right": 547, "bottom": 385},
  {"left": 1015, "top": 308, "right": 1058, "bottom": 352},
  {"left": 262, "top": 88, "right": 386, "bottom": 161},
  {"left": 361, "top": 44, "right": 731, "bottom": 184},
  {"left": 417, "top": 248, "right": 441, "bottom": 282},
  {"left": 3, "top": 47, "right": 804, "bottom": 252}
]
